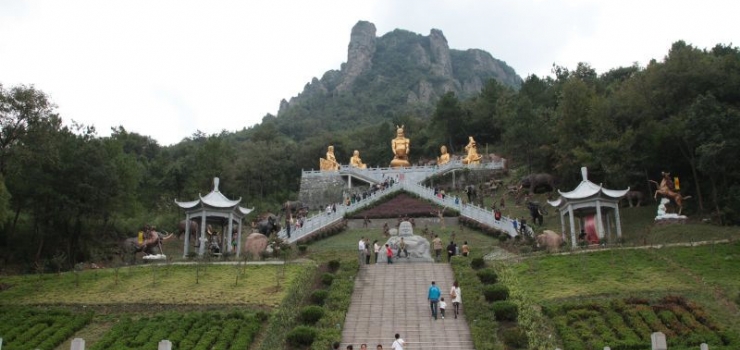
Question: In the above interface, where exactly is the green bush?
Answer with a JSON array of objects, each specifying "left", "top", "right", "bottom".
[
  {"left": 470, "top": 257, "right": 486, "bottom": 270},
  {"left": 483, "top": 284, "right": 509, "bottom": 302},
  {"left": 321, "top": 273, "right": 334, "bottom": 286},
  {"left": 298, "top": 245, "right": 308, "bottom": 254},
  {"left": 476, "top": 269, "right": 498, "bottom": 284},
  {"left": 501, "top": 327, "right": 528, "bottom": 348},
  {"left": 310, "top": 289, "right": 329, "bottom": 305},
  {"left": 492, "top": 301, "right": 518, "bottom": 321},
  {"left": 286, "top": 325, "right": 317, "bottom": 347},
  {"left": 327, "top": 260, "right": 341, "bottom": 272},
  {"left": 299, "top": 305, "right": 325, "bottom": 325}
]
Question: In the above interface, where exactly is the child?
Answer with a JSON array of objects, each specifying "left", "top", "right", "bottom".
[{"left": 439, "top": 297, "right": 447, "bottom": 319}]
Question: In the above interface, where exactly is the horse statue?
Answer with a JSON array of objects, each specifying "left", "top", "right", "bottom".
[{"left": 650, "top": 172, "right": 691, "bottom": 215}]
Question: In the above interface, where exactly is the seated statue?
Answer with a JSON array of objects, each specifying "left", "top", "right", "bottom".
[
  {"left": 319, "top": 145, "right": 340, "bottom": 171},
  {"left": 390, "top": 125, "right": 411, "bottom": 168},
  {"left": 462, "top": 136, "right": 482, "bottom": 165},
  {"left": 349, "top": 150, "right": 367, "bottom": 169},
  {"left": 437, "top": 145, "right": 450, "bottom": 165}
]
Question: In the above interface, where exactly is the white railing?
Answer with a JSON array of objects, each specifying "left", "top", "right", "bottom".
[{"left": 288, "top": 159, "right": 512, "bottom": 242}]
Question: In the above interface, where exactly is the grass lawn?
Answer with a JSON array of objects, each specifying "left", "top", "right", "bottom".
[{"left": 0, "top": 263, "right": 305, "bottom": 307}]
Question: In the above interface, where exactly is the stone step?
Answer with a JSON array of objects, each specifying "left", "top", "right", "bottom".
[{"left": 342, "top": 263, "right": 474, "bottom": 350}]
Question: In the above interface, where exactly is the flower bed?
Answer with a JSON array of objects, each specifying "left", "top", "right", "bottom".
[
  {"left": 543, "top": 296, "right": 739, "bottom": 349},
  {"left": 0, "top": 307, "right": 93, "bottom": 350},
  {"left": 347, "top": 192, "right": 458, "bottom": 219}
]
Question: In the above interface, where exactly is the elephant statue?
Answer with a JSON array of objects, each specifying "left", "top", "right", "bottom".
[
  {"left": 244, "top": 232, "right": 269, "bottom": 259},
  {"left": 283, "top": 200, "right": 308, "bottom": 217},
  {"left": 623, "top": 190, "right": 644, "bottom": 207},
  {"left": 520, "top": 173, "right": 556, "bottom": 194},
  {"left": 527, "top": 201, "right": 545, "bottom": 226},
  {"left": 120, "top": 231, "right": 174, "bottom": 264},
  {"left": 536, "top": 230, "right": 564, "bottom": 252},
  {"left": 255, "top": 214, "right": 280, "bottom": 236},
  {"left": 176, "top": 219, "right": 200, "bottom": 246},
  {"left": 464, "top": 185, "right": 477, "bottom": 204}
]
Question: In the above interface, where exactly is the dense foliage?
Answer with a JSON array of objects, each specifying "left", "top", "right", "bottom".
[
  {"left": 0, "top": 307, "right": 93, "bottom": 350},
  {"left": 2, "top": 40, "right": 739, "bottom": 270}
]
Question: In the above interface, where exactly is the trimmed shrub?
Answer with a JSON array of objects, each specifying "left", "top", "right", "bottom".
[
  {"left": 476, "top": 269, "right": 498, "bottom": 284},
  {"left": 328, "top": 260, "right": 341, "bottom": 272},
  {"left": 299, "top": 305, "right": 325, "bottom": 325},
  {"left": 286, "top": 325, "right": 317, "bottom": 347},
  {"left": 501, "top": 327, "right": 528, "bottom": 348},
  {"left": 492, "top": 301, "right": 518, "bottom": 321},
  {"left": 470, "top": 257, "right": 486, "bottom": 270},
  {"left": 321, "top": 273, "right": 334, "bottom": 286},
  {"left": 310, "top": 289, "right": 329, "bottom": 305},
  {"left": 483, "top": 284, "right": 509, "bottom": 302}
]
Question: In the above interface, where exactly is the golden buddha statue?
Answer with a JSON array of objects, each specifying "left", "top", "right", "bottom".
[
  {"left": 319, "top": 145, "right": 340, "bottom": 171},
  {"left": 462, "top": 136, "right": 483, "bottom": 165},
  {"left": 437, "top": 145, "right": 450, "bottom": 165},
  {"left": 390, "top": 125, "right": 411, "bottom": 168},
  {"left": 349, "top": 150, "right": 367, "bottom": 169}
]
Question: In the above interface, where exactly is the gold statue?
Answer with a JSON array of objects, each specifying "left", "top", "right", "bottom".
[
  {"left": 437, "top": 145, "right": 450, "bottom": 165},
  {"left": 462, "top": 136, "right": 482, "bottom": 165},
  {"left": 319, "top": 145, "right": 340, "bottom": 171},
  {"left": 349, "top": 150, "right": 367, "bottom": 169},
  {"left": 390, "top": 125, "right": 411, "bottom": 168}
]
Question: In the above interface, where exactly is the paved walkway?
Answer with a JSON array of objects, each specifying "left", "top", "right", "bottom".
[{"left": 342, "top": 263, "right": 474, "bottom": 349}]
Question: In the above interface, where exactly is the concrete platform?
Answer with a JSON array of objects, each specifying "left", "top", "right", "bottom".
[{"left": 341, "top": 263, "right": 474, "bottom": 349}]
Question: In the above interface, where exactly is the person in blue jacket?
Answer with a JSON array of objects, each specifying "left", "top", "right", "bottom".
[{"left": 428, "top": 281, "right": 441, "bottom": 320}]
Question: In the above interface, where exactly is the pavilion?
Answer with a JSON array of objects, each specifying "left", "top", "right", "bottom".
[
  {"left": 175, "top": 178, "right": 253, "bottom": 257},
  {"left": 547, "top": 167, "right": 629, "bottom": 247}
]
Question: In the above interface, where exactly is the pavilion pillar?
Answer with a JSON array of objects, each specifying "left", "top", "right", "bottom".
[
  {"left": 348, "top": 175, "right": 352, "bottom": 189},
  {"left": 198, "top": 213, "right": 206, "bottom": 256},
  {"left": 236, "top": 219, "right": 242, "bottom": 257},
  {"left": 183, "top": 214, "right": 191, "bottom": 258},
  {"left": 606, "top": 211, "right": 612, "bottom": 242},
  {"left": 615, "top": 206, "right": 623, "bottom": 239},
  {"left": 227, "top": 213, "right": 234, "bottom": 253},
  {"left": 568, "top": 204, "right": 577, "bottom": 248}
]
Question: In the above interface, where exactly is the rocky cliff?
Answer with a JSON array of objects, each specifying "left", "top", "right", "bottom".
[{"left": 276, "top": 20, "right": 521, "bottom": 138}]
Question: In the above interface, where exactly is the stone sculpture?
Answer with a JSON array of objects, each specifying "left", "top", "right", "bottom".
[
  {"left": 390, "top": 125, "right": 411, "bottom": 168},
  {"left": 244, "top": 232, "right": 269, "bottom": 259},
  {"left": 462, "top": 136, "right": 482, "bottom": 165},
  {"left": 378, "top": 221, "right": 432, "bottom": 263},
  {"left": 349, "top": 150, "right": 367, "bottom": 169},
  {"left": 320, "top": 145, "right": 340, "bottom": 171},
  {"left": 536, "top": 230, "right": 563, "bottom": 252}
]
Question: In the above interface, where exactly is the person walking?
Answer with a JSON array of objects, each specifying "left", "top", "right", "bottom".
[
  {"left": 432, "top": 235, "right": 442, "bottom": 262},
  {"left": 364, "top": 238, "right": 371, "bottom": 265},
  {"left": 397, "top": 237, "right": 408, "bottom": 258},
  {"left": 391, "top": 333, "right": 405, "bottom": 350},
  {"left": 373, "top": 240, "right": 380, "bottom": 263},
  {"left": 461, "top": 241, "right": 470, "bottom": 257},
  {"left": 446, "top": 241, "right": 456, "bottom": 262},
  {"left": 358, "top": 237, "right": 366, "bottom": 267},
  {"left": 428, "top": 281, "right": 441, "bottom": 320},
  {"left": 385, "top": 244, "right": 393, "bottom": 264},
  {"left": 450, "top": 281, "right": 462, "bottom": 319}
]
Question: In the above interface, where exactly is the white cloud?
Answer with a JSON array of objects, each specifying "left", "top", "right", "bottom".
[{"left": 1, "top": 0, "right": 738, "bottom": 145}]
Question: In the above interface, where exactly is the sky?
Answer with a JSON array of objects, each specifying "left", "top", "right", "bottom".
[{"left": 1, "top": 0, "right": 738, "bottom": 146}]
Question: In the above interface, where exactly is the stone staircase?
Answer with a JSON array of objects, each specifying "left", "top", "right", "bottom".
[{"left": 341, "top": 263, "right": 474, "bottom": 349}]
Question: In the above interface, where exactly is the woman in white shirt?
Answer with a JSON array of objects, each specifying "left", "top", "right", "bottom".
[{"left": 450, "top": 281, "right": 462, "bottom": 319}]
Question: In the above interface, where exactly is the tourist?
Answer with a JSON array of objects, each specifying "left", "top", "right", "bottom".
[
  {"left": 446, "top": 241, "right": 456, "bottom": 262},
  {"left": 428, "top": 281, "right": 441, "bottom": 320},
  {"left": 365, "top": 238, "right": 371, "bottom": 265},
  {"left": 373, "top": 240, "right": 380, "bottom": 263},
  {"left": 385, "top": 244, "right": 393, "bottom": 264},
  {"left": 397, "top": 237, "right": 408, "bottom": 258},
  {"left": 360, "top": 344, "right": 368, "bottom": 350},
  {"left": 450, "top": 281, "right": 462, "bottom": 319},
  {"left": 432, "top": 235, "right": 442, "bottom": 262},
  {"left": 461, "top": 241, "right": 470, "bottom": 257},
  {"left": 358, "top": 237, "right": 366, "bottom": 267},
  {"left": 439, "top": 297, "right": 447, "bottom": 319},
  {"left": 376, "top": 345, "right": 383, "bottom": 349},
  {"left": 346, "top": 345, "right": 353, "bottom": 350},
  {"left": 332, "top": 341, "right": 341, "bottom": 349},
  {"left": 391, "top": 333, "right": 405, "bottom": 350},
  {"left": 326, "top": 204, "right": 332, "bottom": 216}
]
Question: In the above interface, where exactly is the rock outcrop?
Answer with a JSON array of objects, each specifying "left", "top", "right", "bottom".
[{"left": 335, "top": 21, "right": 377, "bottom": 93}]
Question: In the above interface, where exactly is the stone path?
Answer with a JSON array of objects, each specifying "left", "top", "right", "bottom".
[{"left": 342, "top": 263, "right": 474, "bottom": 349}]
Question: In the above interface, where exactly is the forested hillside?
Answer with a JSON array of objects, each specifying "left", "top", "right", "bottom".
[{"left": 1, "top": 38, "right": 739, "bottom": 271}]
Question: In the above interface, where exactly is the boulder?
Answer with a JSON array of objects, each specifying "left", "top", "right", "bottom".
[
  {"left": 244, "top": 233, "right": 269, "bottom": 258},
  {"left": 536, "top": 230, "right": 564, "bottom": 252}
]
